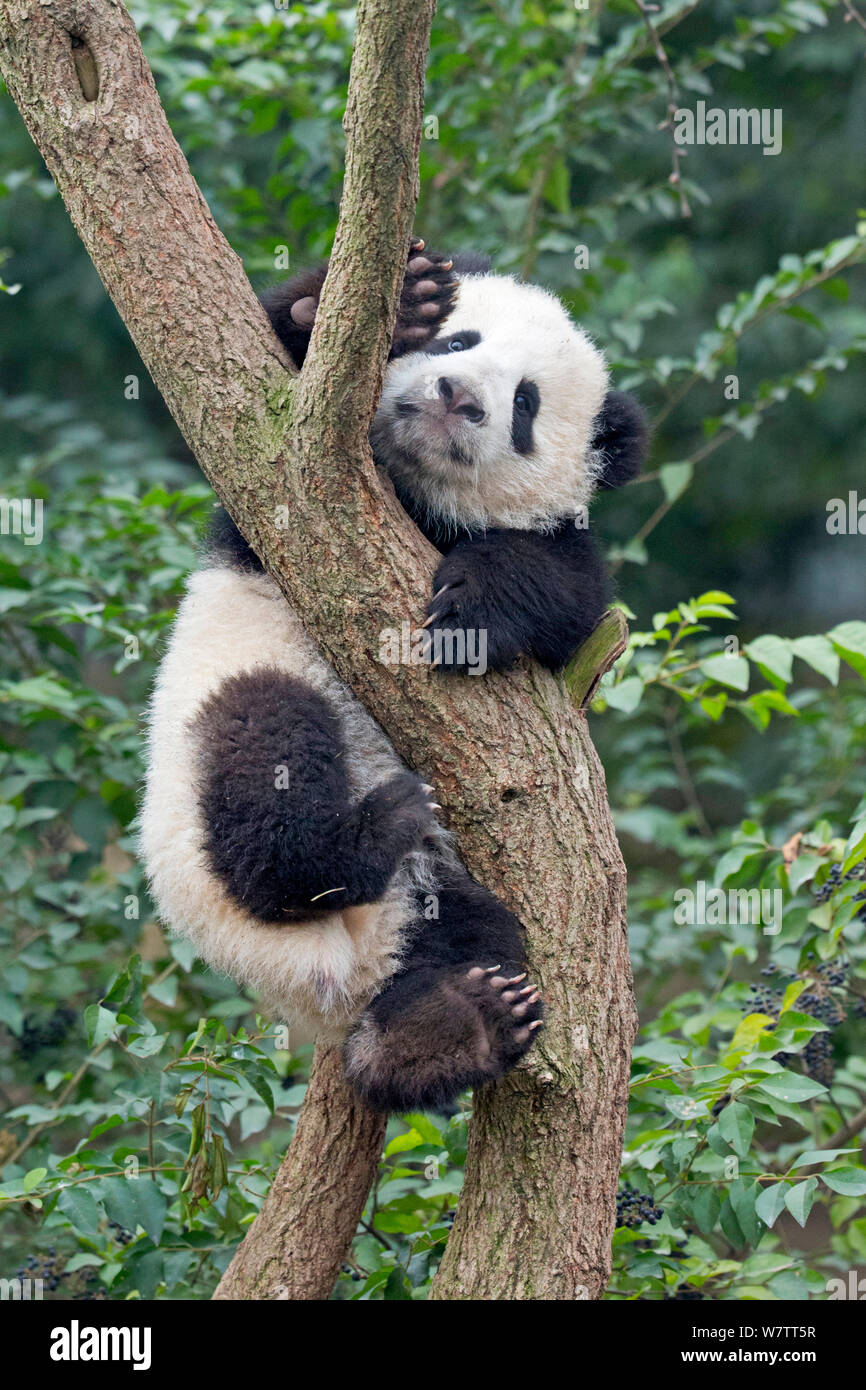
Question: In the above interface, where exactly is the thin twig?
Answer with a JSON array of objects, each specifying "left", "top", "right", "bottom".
[
  {"left": 841, "top": 0, "right": 866, "bottom": 36},
  {"left": 663, "top": 700, "right": 713, "bottom": 837},
  {"left": 633, "top": 0, "right": 691, "bottom": 217}
]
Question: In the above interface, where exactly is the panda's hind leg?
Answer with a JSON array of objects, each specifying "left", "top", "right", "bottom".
[
  {"left": 194, "top": 669, "right": 438, "bottom": 921},
  {"left": 344, "top": 870, "right": 543, "bottom": 1112}
]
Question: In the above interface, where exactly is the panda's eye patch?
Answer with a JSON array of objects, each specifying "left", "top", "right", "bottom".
[
  {"left": 511, "top": 379, "right": 539, "bottom": 455},
  {"left": 425, "top": 329, "right": 481, "bottom": 356},
  {"left": 513, "top": 380, "right": 539, "bottom": 416}
]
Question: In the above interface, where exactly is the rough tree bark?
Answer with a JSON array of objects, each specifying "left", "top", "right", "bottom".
[{"left": 0, "top": 0, "right": 637, "bottom": 1299}]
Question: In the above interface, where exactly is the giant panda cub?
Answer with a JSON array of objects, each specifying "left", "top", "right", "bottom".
[{"left": 141, "top": 242, "right": 648, "bottom": 1113}]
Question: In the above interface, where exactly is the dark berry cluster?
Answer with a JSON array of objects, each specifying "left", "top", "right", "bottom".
[
  {"left": 800, "top": 1032, "right": 835, "bottom": 1087},
  {"left": 616, "top": 1184, "right": 663, "bottom": 1228},
  {"left": 813, "top": 861, "right": 866, "bottom": 918},
  {"left": 16, "top": 1007, "right": 75, "bottom": 1060},
  {"left": 15, "top": 1250, "right": 63, "bottom": 1293},
  {"left": 744, "top": 956, "right": 859, "bottom": 1085},
  {"left": 13, "top": 1248, "right": 104, "bottom": 1300},
  {"left": 108, "top": 1220, "right": 134, "bottom": 1246}
]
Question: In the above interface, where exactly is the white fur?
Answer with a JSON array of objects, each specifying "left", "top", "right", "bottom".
[
  {"left": 140, "top": 564, "right": 425, "bottom": 1039},
  {"left": 372, "top": 274, "right": 609, "bottom": 533}
]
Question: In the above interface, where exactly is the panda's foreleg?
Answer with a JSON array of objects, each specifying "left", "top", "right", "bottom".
[
  {"left": 195, "top": 669, "right": 439, "bottom": 921},
  {"left": 259, "top": 241, "right": 456, "bottom": 369},
  {"left": 424, "top": 525, "right": 610, "bottom": 674},
  {"left": 344, "top": 867, "right": 543, "bottom": 1113}
]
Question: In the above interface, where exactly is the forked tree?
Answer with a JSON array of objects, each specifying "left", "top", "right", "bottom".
[{"left": 0, "top": 0, "right": 637, "bottom": 1300}]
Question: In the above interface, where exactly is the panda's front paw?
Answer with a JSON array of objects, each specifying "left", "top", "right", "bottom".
[
  {"left": 422, "top": 556, "right": 523, "bottom": 675},
  {"left": 357, "top": 773, "right": 441, "bottom": 855},
  {"left": 391, "top": 239, "right": 457, "bottom": 357}
]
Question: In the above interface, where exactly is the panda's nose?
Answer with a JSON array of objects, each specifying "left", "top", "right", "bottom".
[{"left": 437, "top": 377, "right": 486, "bottom": 424}]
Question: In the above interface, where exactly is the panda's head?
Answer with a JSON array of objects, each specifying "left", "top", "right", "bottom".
[{"left": 372, "top": 271, "right": 633, "bottom": 535}]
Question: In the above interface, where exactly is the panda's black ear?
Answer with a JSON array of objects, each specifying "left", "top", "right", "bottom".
[
  {"left": 592, "top": 390, "right": 650, "bottom": 488},
  {"left": 449, "top": 252, "right": 492, "bottom": 276}
]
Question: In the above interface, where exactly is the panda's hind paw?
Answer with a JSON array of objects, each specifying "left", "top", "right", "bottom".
[
  {"left": 343, "top": 963, "right": 543, "bottom": 1113},
  {"left": 464, "top": 966, "right": 544, "bottom": 1044}
]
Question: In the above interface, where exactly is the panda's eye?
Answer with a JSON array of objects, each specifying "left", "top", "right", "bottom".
[
  {"left": 514, "top": 393, "right": 530, "bottom": 412},
  {"left": 448, "top": 337, "right": 465, "bottom": 352}
]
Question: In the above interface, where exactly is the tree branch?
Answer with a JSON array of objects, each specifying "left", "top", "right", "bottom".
[
  {"left": 214, "top": 1046, "right": 387, "bottom": 1301},
  {"left": 0, "top": 0, "right": 637, "bottom": 1300}
]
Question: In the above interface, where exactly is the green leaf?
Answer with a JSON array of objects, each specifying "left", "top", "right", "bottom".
[
  {"left": 22, "top": 1167, "right": 47, "bottom": 1193},
  {"left": 384, "top": 1128, "right": 427, "bottom": 1156},
  {"left": 790, "top": 635, "right": 839, "bottom": 685},
  {"left": 131, "top": 1178, "right": 167, "bottom": 1243},
  {"left": 101, "top": 1176, "right": 139, "bottom": 1234},
  {"left": 604, "top": 677, "right": 644, "bottom": 714},
  {"left": 724, "top": 1014, "right": 775, "bottom": 1068},
  {"left": 755, "top": 1182, "right": 789, "bottom": 1229},
  {"left": 719, "top": 1194, "right": 745, "bottom": 1247},
  {"left": 714, "top": 842, "right": 766, "bottom": 885},
  {"left": 718, "top": 1100, "right": 755, "bottom": 1156},
  {"left": 786, "top": 856, "right": 823, "bottom": 894},
  {"left": 744, "top": 635, "right": 793, "bottom": 684},
  {"left": 125, "top": 1249, "right": 164, "bottom": 1300},
  {"left": 57, "top": 1184, "right": 102, "bottom": 1235},
  {"left": 126, "top": 1033, "right": 166, "bottom": 1058},
  {"left": 789, "top": 1148, "right": 857, "bottom": 1170},
  {"left": 401, "top": 1113, "right": 443, "bottom": 1145},
  {"left": 779, "top": 980, "right": 806, "bottom": 1014},
  {"left": 84, "top": 1004, "right": 116, "bottom": 1048},
  {"left": 829, "top": 620, "right": 866, "bottom": 678},
  {"left": 659, "top": 461, "right": 693, "bottom": 503},
  {"left": 692, "top": 1185, "right": 721, "bottom": 1236},
  {"left": 758, "top": 1072, "right": 827, "bottom": 1102},
  {"left": 383, "top": 1267, "right": 412, "bottom": 1300},
  {"left": 784, "top": 1178, "right": 818, "bottom": 1227},
  {"left": 700, "top": 692, "right": 728, "bottom": 721},
  {"left": 699, "top": 655, "right": 750, "bottom": 692},
  {"left": 695, "top": 590, "right": 736, "bottom": 606},
  {"left": 1, "top": 676, "right": 78, "bottom": 712},
  {"left": 821, "top": 1167, "right": 866, "bottom": 1196},
  {"left": 729, "top": 1179, "right": 763, "bottom": 1245}
]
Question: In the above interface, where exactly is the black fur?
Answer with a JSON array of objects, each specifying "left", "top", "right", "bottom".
[
  {"left": 593, "top": 389, "right": 650, "bottom": 489},
  {"left": 449, "top": 252, "right": 492, "bottom": 276},
  {"left": 423, "top": 523, "right": 609, "bottom": 674},
  {"left": 260, "top": 241, "right": 458, "bottom": 370},
  {"left": 345, "top": 865, "right": 542, "bottom": 1113},
  {"left": 260, "top": 263, "right": 329, "bottom": 370},
  {"left": 511, "top": 378, "right": 539, "bottom": 455},
  {"left": 203, "top": 506, "right": 263, "bottom": 574},
  {"left": 194, "top": 670, "right": 439, "bottom": 920}
]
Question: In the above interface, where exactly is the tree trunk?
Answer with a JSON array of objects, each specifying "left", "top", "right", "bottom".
[
  {"left": 0, "top": 0, "right": 637, "bottom": 1300},
  {"left": 214, "top": 1046, "right": 387, "bottom": 1301}
]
